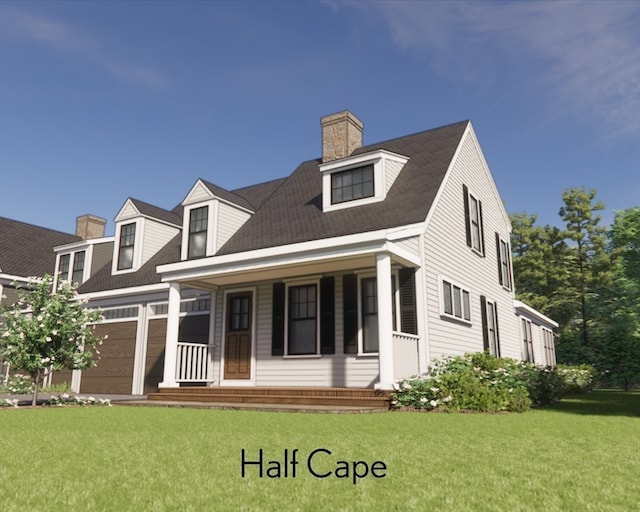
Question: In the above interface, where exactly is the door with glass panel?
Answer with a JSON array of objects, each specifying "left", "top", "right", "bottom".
[{"left": 224, "top": 292, "right": 252, "bottom": 380}]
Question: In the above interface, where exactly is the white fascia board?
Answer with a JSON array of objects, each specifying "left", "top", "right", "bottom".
[
  {"left": 78, "top": 283, "right": 170, "bottom": 301},
  {"left": 54, "top": 237, "right": 115, "bottom": 253},
  {"left": 0, "top": 274, "right": 31, "bottom": 286},
  {"left": 318, "top": 149, "right": 409, "bottom": 173},
  {"left": 158, "top": 224, "right": 424, "bottom": 282},
  {"left": 514, "top": 300, "right": 559, "bottom": 328}
]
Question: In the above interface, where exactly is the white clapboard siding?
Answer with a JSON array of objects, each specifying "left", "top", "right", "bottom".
[
  {"left": 423, "top": 126, "right": 519, "bottom": 363},
  {"left": 385, "top": 158, "right": 405, "bottom": 194},
  {"left": 216, "top": 202, "right": 252, "bottom": 252},
  {"left": 141, "top": 219, "right": 180, "bottom": 267}
]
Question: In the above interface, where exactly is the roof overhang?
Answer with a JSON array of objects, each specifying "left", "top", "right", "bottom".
[
  {"left": 157, "top": 224, "right": 424, "bottom": 289},
  {"left": 514, "top": 300, "right": 559, "bottom": 328}
]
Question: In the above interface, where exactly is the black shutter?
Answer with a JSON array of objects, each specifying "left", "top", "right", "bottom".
[
  {"left": 272, "top": 282, "right": 285, "bottom": 356},
  {"left": 478, "top": 200, "right": 485, "bottom": 256},
  {"left": 463, "top": 184, "right": 471, "bottom": 247},
  {"left": 343, "top": 274, "right": 358, "bottom": 354},
  {"left": 480, "top": 295, "right": 489, "bottom": 352},
  {"left": 398, "top": 268, "right": 417, "bottom": 335},
  {"left": 496, "top": 232, "right": 503, "bottom": 286},
  {"left": 320, "top": 276, "right": 335, "bottom": 354}
]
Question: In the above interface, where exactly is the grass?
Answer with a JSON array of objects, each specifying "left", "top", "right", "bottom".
[{"left": 1, "top": 390, "right": 639, "bottom": 511}]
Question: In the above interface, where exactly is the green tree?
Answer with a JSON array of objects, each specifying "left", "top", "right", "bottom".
[
  {"left": 559, "top": 188, "right": 611, "bottom": 346},
  {"left": 0, "top": 275, "right": 104, "bottom": 405},
  {"left": 510, "top": 213, "right": 576, "bottom": 330}
]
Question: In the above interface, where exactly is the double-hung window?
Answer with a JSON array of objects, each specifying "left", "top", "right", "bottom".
[
  {"left": 522, "top": 318, "right": 534, "bottom": 362},
  {"left": 188, "top": 206, "right": 208, "bottom": 259},
  {"left": 496, "top": 234, "right": 512, "bottom": 289},
  {"left": 463, "top": 185, "right": 484, "bottom": 255},
  {"left": 117, "top": 223, "right": 136, "bottom": 270},
  {"left": 58, "top": 254, "right": 70, "bottom": 282},
  {"left": 331, "top": 165, "right": 374, "bottom": 204},
  {"left": 481, "top": 296, "right": 500, "bottom": 357},
  {"left": 287, "top": 284, "right": 318, "bottom": 356},
  {"left": 71, "top": 251, "right": 86, "bottom": 284},
  {"left": 441, "top": 279, "right": 471, "bottom": 322},
  {"left": 361, "top": 277, "right": 379, "bottom": 353}
]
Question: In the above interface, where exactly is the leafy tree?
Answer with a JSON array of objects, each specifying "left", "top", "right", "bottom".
[
  {"left": 0, "top": 275, "right": 104, "bottom": 405},
  {"left": 559, "top": 188, "right": 611, "bottom": 346}
]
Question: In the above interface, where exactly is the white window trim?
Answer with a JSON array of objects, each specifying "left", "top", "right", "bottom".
[
  {"left": 438, "top": 276, "right": 472, "bottom": 325},
  {"left": 112, "top": 218, "right": 143, "bottom": 275},
  {"left": 181, "top": 200, "right": 217, "bottom": 260},
  {"left": 356, "top": 271, "right": 401, "bottom": 356},
  {"left": 54, "top": 245, "right": 93, "bottom": 290},
  {"left": 283, "top": 278, "right": 321, "bottom": 358},
  {"left": 467, "top": 190, "right": 484, "bottom": 256},
  {"left": 498, "top": 235, "right": 513, "bottom": 291},
  {"left": 320, "top": 150, "right": 409, "bottom": 212}
]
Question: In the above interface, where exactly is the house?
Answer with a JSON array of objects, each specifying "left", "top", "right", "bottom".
[
  {"left": 0, "top": 215, "right": 109, "bottom": 384},
  {"left": 46, "top": 111, "right": 556, "bottom": 398}
]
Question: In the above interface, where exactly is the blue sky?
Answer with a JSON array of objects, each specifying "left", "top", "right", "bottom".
[{"left": 1, "top": 1, "right": 638, "bottom": 236}]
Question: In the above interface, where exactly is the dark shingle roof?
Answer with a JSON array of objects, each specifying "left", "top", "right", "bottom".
[
  {"left": 200, "top": 180, "right": 256, "bottom": 211},
  {"left": 129, "top": 198, "right": 182, "bottom": 226},
  {"left": 232, "top": 177, "right": 288, "bottom": 210},
  {"left": 77, "top": 234, "right": 181, "bottom": 293},
  {"left": 0, "top": 217, "right": 80, "bottom": 277},
  {"left": 217, "top": 120, "right": 468, "bottom": 255}
]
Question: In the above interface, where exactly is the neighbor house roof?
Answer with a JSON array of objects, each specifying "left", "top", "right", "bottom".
[{"left": 0, "top": 217, "right": 80, "bottom": 278}]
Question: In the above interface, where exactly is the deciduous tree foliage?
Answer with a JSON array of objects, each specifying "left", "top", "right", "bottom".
[{"left": 0, "top": 275, "right": 104, "bottom": 405}]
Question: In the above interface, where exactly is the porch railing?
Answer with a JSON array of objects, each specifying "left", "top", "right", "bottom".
[
  {"left": 175, "top": 342, "right": 214, "bottom": 383},
  {"left": 392, "top": 331, "right": 420, "bottom": 379}
]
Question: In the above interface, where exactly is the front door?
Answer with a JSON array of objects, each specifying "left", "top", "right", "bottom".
[{"left": 224, "top": 292, "right": 252, "bottom": 380}]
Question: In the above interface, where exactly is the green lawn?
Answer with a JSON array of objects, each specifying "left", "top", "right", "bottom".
[{"left": 1, "top": 390, "right": 638, "bottom": 511}]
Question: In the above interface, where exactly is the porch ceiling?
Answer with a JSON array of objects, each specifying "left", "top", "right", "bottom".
[{"left": 181, "top": 254, "right": 377, "bottom": 289}]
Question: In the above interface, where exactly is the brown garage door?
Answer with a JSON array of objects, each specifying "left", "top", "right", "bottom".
[
  {"left": 145, "top": 319, "right": 166, "bottom": 394},
  {"left": 80, "top": 321, "right": 137, "bottom": 394}
]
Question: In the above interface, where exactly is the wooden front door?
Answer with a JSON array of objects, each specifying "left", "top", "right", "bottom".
[{"left": 224, "top": 292, "right": 252, "bottom": 380}]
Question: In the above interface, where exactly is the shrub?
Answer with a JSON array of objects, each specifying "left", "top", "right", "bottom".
[
  {"left": 557, "top": 364, "right": 595, "bottom": 394},
  {"left": 47, "top": 394, "right": 111, "bottom": 407},
  {"left": 3, "top": 374, "right": 34, "bottom": 394},
  {"left": 392, "top": 352, "right": 593, "bottom": 413},
  {"left": 0, "top": 398, "right": 19, "bottom": 408}
]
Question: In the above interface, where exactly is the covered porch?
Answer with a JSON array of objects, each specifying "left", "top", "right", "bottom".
[{"left": 156, "top": 230, "right": 427, "bottom": 393}]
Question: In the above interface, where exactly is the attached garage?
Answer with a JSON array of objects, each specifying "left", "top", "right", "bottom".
[{"left": 80, "top": 321, "right": 137, "bottom": 394}]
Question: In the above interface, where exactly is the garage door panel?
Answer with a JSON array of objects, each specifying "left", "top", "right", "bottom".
[{"left": 80, "top": 321, "right": 136, "bottom": 394}]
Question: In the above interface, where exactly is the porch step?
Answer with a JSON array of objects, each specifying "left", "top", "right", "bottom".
[{"left": 148, "top": 386, "right": 391, "bottom": 409}]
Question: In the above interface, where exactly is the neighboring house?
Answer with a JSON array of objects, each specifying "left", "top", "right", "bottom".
[
  {"left": 0, "top": 215, "right": 109, "bottom": 383},
  {"left": 59, "top": 110, "right": 558, "bottom": 397}
]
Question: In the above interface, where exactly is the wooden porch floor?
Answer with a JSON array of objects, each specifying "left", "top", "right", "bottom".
[{"left": 148, "top": 386, "right": 392, "bottom": 410}]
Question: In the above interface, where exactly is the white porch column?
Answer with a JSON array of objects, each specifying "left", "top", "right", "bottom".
[
  {"left": 159, "top": 281, "right": 181, "bottom": 388},
  {"left": 375, "top": 252, "right": 395, "bottom": 389}
]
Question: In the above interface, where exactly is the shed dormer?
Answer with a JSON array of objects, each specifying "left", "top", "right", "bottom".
[
  {"left": 180, "top": 179, "right": 254, "bottom": 261},
  {"left": 112, "top": 198, "right": 181, "bottom": 274}
]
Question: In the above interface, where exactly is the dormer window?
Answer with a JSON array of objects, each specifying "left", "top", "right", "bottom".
[
  {"left": 71, "top": 251, "right": 86, "bottom": 284},
  {"left": 320, "top": 150, "right": 409, "bottom": 213},
  {"left": 331, "top": 165, "right": 374, "bottom": 204},
  {"left": 58, "top": 254, "right": 70, "bottom": 281},
  {"left": 117, "top": 223, "right": 136, "bottom": 270},
  {"left": 188, "top": 206, "right": 208, "bottom": 259}
]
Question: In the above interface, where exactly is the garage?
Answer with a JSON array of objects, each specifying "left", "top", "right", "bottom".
[{"left": 79, "top": 321, "right": 137, "bottom": 394}]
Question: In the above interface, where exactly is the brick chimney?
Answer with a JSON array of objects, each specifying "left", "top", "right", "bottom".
[
  {"left": 321, "top": 110, "right": 364, "bottom": 162},
  {"left": 76, "top": 214, "right": 106, "bottom": 240}
]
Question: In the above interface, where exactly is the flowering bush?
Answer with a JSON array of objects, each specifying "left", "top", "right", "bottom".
[
  {"left": 47, "top": 393, "right": 111, "bottom": 407},
  {"left": 3, "top": 374, "right": 34, "bottom": 394},
  {"left": 392, "top": 352, "right": 593, "bottom": 413},
  {"left": 557, "top": 364, "right": 595, "bottom": 394}
]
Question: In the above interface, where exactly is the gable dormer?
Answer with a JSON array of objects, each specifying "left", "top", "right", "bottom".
[
  {"left": 180, "top": 179, "right": 254, "bottom": 260},
  {"left": 112, "top": 198, "right": 181, "bottom": 274},
  {"left": 319, "top": 111, "right": 409, "bottom": 213}
]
